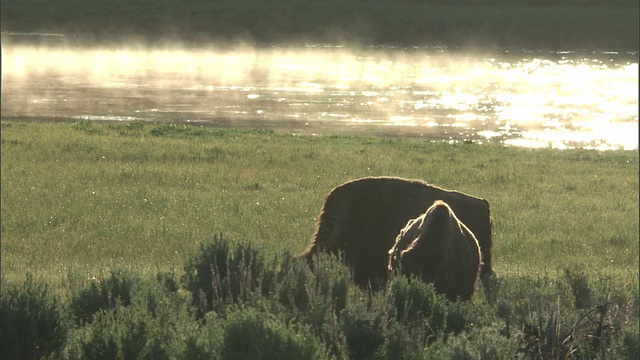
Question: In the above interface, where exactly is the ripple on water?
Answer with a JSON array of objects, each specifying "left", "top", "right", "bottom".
[{"left": 1, "top": 45, "right": 637, "bottom": 150}]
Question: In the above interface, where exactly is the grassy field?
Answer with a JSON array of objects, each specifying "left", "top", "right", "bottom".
[
  {"left": 1, "top": 120, "right": 638, "bottom": 358},
  {"left": 1, "top": 0, "right": 638, "bottom": 50},
  {"left": 1, "top": 120, "right": 638, "bottom": 292}
]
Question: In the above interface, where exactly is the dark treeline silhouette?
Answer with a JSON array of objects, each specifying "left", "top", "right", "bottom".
[{"left": 1, "top": 0, "right": 638, "bottom": 49}]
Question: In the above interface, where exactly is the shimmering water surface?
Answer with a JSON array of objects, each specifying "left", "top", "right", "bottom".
[{"left": 2, "top": 44, "right": 638, "bottom": 150}]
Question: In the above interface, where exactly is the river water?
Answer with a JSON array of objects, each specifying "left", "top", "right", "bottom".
[{"left": 2, "top": 43, "right": 638, "bottom": 150}]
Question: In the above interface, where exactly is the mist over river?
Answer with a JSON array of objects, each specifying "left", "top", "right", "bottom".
[{"left": 2, "top": 43, "right": 638, "bottom": 150}]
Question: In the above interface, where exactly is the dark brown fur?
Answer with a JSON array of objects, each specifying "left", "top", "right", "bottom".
[
  {"left": 299, "top": 177, "right": 494, "bottom": 288},
  {"left": 388, "top": 200, "right": 481, "bottom": 301}
]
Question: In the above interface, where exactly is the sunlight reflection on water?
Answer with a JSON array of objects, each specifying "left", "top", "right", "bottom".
[{"left": 2, "top": 44, "right": 638, "bottom": 150}]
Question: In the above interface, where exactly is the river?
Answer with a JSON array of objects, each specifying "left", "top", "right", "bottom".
[{"left": 2, "top": 43, "right": 638, "bottom": 150}]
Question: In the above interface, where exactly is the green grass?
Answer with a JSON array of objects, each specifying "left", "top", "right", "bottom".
[
  {"left": 1, "top": 121, "right": 638, "bottom": 358},
  {"left": 1, "top": 0, "right": 638, "bottom": 50},
  {"left": 2, "top": 120, "right": 638, "bottom": 295}
]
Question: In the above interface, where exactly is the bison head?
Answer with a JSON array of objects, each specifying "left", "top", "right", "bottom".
[{"left": 388, "top": 200, "right": 455, "bottom": 282}]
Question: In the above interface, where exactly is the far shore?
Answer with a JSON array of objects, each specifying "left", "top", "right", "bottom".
[{"left": 1, "top": 1, "right": 638, "bottom": 51}]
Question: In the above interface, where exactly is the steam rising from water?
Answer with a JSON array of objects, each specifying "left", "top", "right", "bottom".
[{"left": 2, "top": 44, "right": 638, "bottom": 150}]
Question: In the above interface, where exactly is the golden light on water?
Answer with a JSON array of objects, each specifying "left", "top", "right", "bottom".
[{"left": 2, "top": 45, "right": 638, "bottom": 150}]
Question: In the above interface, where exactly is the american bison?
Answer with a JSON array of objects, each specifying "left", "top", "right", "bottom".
[
  {"left": 299, "top": 177, "right": 494, "bottom": 289},
  {"left": 387, "top": 200, "right": 481, "bottom": 301}
]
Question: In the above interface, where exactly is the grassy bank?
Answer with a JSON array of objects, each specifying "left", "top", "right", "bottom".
[
  {"left": 1, "top": 0, "right": 638, "bottom": 51},
  {"left": 1, "top": 121, "right": 638, "bottom": 289},
  {"left": 1, "top": 121, "right": 638, "bottom": 358}
]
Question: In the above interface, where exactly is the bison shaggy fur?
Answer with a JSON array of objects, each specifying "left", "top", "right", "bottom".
[
  {"left": 299, "top": 177, "right": 494, "bottom": 288},
  {"left": 388, "top": 200, "right": 481, "bottom": 301}
]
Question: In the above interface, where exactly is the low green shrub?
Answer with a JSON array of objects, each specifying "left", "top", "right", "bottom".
[
  {"left": 425, "top": 326, "right": 518, "bottom": 360},
  {"left": 67, "top": 305, "right": 151, "bottom": 359},
  {"left": 386, "top": 275, "right": 471, "bottom": 335},
  {"left": 489, "top": 273, "right": 639, "bottom": 359},
  {"left": 268, "top": 253, "right": 351, "bottom": 358},
  {"left": 182, "top": 235, "right": 268, "bottom": 317},
  {"left": 340, "top": 296, "right": 387, "bottom": 360},
  {"left": 1, "top": 235, "right": 637, "bottom": 358},
  {"left": 66, "top": 302, "right": 194, "bottom": 359},
  {"left": 271, "top": 254, "right": 315, "bottom": 314},
  {"left": 273, "top": 253, "right": 350, "bottom": 322},
  {"left": 611, "top": 322, "right": 640, "bottom": 360},
  {"left": 0, "top": 274, "right": 68, "bottom": 359},
  {"left": 64, "top": 272, "right": 197, "bottom": 359},
  {"left": 69, "top": 268, "right": 142, "bottom": 325},
  {"left": 220, "top": 307, "right": 327, "bottom": 360},
  {"left": 563, "top": 267, "right": 593, "bottom": 309},
  {"left": 181, "top": 311, "right": 223, "bottom": 360},
  {"left": 378, "top": 321, "right": 426, "bottom": 360}
]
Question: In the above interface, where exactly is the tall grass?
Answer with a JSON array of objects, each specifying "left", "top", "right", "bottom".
[{"left": 1, "top": 121, "right": 637, "bottom": 291}]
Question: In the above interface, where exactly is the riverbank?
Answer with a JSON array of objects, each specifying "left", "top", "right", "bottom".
[
  {"left": 2, "top": 120, "right": 638, "bottom": 358},
  {"left": 2, "top": 120, "right": 637, "bottom": 288},
  {"left": 2, "top": 0, "right": 639, "bottom": 51}
]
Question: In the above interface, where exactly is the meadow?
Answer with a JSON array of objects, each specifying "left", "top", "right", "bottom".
[
  {"left": 1, "top": 120, "right": 638, "bottom": 358},
  {"left": 2, "top": 0, "right": 638, "bottom": 50}
]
